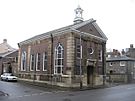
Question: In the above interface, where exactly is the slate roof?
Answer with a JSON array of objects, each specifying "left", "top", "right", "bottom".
[
  {"left": 0, "top": 39, "right": 17, "bottom": 58},
  {"left": 106, "top": 55, "right": 135, "bottom": 62},
  {"left": 0, "top": 50, "right": 18, "bottom": 58},
  {"left": 18, "top": 18, "right": 108, "bottom": 46}
]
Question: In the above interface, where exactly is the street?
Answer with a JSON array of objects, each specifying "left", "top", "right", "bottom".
[{"left": 1, "top": 81, "right": 135, "bottom": 101}]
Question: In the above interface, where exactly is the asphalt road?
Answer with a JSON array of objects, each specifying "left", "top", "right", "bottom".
[{"left": 1, "top": 81, "right": 135, "bottom": 101}]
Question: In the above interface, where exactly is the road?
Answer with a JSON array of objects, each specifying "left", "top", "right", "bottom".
[{"left": 1, "top": 81, "right": 135, "bottom": 101}]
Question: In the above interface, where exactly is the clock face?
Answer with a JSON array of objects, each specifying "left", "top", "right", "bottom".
[{"left": 88, "top": 47, "right": 94, "bottom": 54}]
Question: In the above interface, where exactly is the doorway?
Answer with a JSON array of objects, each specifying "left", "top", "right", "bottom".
[
  {"left": 87, "top": 65, "right": 94, "bottom": 85},
  {"left": 7, "top": 63, "right": 12, "bottom": 73}
]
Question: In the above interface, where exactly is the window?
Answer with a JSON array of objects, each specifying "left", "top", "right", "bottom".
[
  {"left": 109, "top": 62, "right": 113, "bottom": 66},
  {"left": 76, "top": 44, "right": 82, "bottom": 59},
  {"left": 54, "top": 43, "right": 64, "bottom": 74},
  {"left": 88, "top": 47, "right": 94, "bottom": 55},
  {"left": 15, "top": 57, "right": 18, "bottom": 63},
  {"left": 75, "top": 43, "right": 82, "bottom": 75},
  {"left": 12, "top": 57, "right": 18, "bottom": 63},
  {"left": 99, "top": 50, "right": 102, "bottom": 61},
  {"left": 120, "top": 61, "right": 125, "bottom": 66},
  {"left": 43, "top": 52, "right": 47, "bottom": 71},
  {"left": 36, "top": 53, "right": 41, "bottom": 71},
  {"left": 30, "top": 54, "right": 34, "bottom": 71},
  {"left": 108, "top": 55, "right": 111, "bottom": 58},
  {"left": 134, "top": 62, "right": 135, "bottom": 68},
  {"left": 21, "top": 51, "right": 26, "bottom": 71}
]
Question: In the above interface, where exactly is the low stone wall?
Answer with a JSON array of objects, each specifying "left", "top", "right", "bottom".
[
  {"left": 18, "top": 73, "right": 76, "bottom": 87},
  {"left": 107, "top": 74, "right": 127, "bottom": 83},
  {"left": 18, "top": 73, "right": 104, "bottom": 88}
]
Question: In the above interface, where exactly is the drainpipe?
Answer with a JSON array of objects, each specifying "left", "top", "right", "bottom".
[
  {"left": 102, "top": 42, "right": 106, "bottom": 86},
  {"left": 80, "top": 32, "right": 83, "bottom": 89},
  {"left": 51, "top": 34, "right": 53, "bottom": 83}
]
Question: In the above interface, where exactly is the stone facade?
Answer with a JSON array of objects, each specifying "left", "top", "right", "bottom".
[
  {"left": 18, "top": 6, "right": 107, "bottom": 88},
  {"left": 18, "top": 19, "right": 107, "bottom": 88},
  {"left": 0, "top": 39, "right": 18, "bottom": 75},
  {"left": 106, "top": 55, "right": 135, "bottom": 83},
  {"left": 1, "top": 50, "right": 18, "bottom": 75}
]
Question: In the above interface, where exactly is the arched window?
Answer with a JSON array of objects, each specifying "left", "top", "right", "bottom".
[
  {"left": 43, "top": 52, "right": 48, "bottom": 71},
  {"left": 54, "top": 43, "right": 64, "bottom": 74},
  {"left": 36, "top": 53, "right": 41, "bottom": 71},
  {"left": 21, "top": 51, "right": 26, "bottom": 71},
  {"left": 30, "top": 54, "right": 34, "bottom": 71}
]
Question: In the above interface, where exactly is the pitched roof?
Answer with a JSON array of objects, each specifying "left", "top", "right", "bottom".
[
  {"left": 18, "top": 18, "right": 108, "bottom": 46},
  {"left": 106, "top": 55, "right": 135, "bottom": 62},
  {"left": 0, "top": 39, "right": 17, "bottom": 57}
]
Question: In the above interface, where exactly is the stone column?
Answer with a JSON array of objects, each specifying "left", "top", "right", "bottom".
[
  {"left": 27, "top": 45, "right": 31, "bottom": 71},
  {"left": 66, "top": 33, "right": 75, "bottom": 85}
]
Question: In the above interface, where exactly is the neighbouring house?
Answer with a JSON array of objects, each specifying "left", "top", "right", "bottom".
[
  {"left": 106, "top": 49, "right": 135, "bottom": 83},
  {"left": 0, "top": 39, "right": 18, "bottom": 75},
  {"left": 126, "top": 44, "right": 135, "bottom": 58},
  {"left": 18, "top": 6, "right": 107, "bottom": 88}
]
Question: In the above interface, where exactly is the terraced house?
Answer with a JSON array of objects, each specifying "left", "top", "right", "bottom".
[{"left": 18, "top": 6, "right": 107, "bottom": 88}]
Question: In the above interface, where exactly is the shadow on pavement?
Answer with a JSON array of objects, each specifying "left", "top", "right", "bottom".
[{"left": 0, "top": 91, "right": 9, "bottom": 97}]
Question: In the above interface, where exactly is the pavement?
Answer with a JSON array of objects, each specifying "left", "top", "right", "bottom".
[
  {"left": 0, "top": 82, "right": 121, "bottom": 97},
  {"left": 19, "top": 80, "right": 121, "bottom": 91}
]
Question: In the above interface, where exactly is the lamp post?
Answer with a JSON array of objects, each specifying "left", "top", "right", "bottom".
[{"left": 80, "top": 32, "right": 83, "bottom": 89}]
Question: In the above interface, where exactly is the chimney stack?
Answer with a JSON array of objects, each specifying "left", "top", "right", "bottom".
[
  {"left": 130, "top": 44, "right": 133, "bottom": 48},
  {"left": 3, "top": 39, "right": 7, "bottom": 43},
  {"left": 121, "top": 49, "right": 125, "bottom": 55}
]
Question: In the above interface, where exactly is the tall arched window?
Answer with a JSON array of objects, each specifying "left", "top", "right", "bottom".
[
  {"left": 21, "top": 51, "right": 26, "bottom": 71},
  {"left": 54, "top": 43, "right": 64, "bottom": 74}
]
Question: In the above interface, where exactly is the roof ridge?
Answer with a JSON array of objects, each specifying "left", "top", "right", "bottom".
[{"left": 18, "top": 18, "right": 107, "bottom": 46}]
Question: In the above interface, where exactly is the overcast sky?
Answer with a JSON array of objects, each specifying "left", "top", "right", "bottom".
[{"left": 0, "top": 0, "right": 135, "bottom": 51}]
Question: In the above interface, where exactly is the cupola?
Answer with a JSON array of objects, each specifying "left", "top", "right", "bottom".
[{"left": 74, "top": 5, "right": 84, "bottom": 24}]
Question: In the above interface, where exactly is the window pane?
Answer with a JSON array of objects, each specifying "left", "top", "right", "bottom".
[
  {"left": 44, "top": 61, "right": 47, "bottom": 70},
  {"left": 76, "top": 44, "right": 81, "bottom": 58},
  {"left": 77, "top": 53, "right": 81, "bottom": 58},
  {"left": 58, "top": 59, "right": 61, "bottom": 65},
  {"left": 58, "top": 54, "right": 61, "bottom": 58},
  {"left": 38, "top": 53, "right": 41, "bottom": 60},
  {"left": 62, "top": 59, "right": 64, "bottom": 65},
  {"left": 36, "top": 53, "right": 41, "bottom": 71},
  {"left": 58, "top": 47, "right": 61, "bottom": 53},
  {"left": 38, "top": 62, "right": 40, "bottom": 69},
  {"left": 31, "top": 54, "right": 34, "bottom": 70},
  {"left": 77, "top": 48, "right": 80, "bottom": 52},
  {"left": 21, "top": 51, "right": 26, "bottom": 71},
  {"left": 77, "top": 45, "right": 80, "bottom": 49},
  {"left": 45, "top": 52, "right": 47, "bottom": 60},
  {"left": 31, "top": 62, "right": 34, "bottom": 70},
  {"left": 57, "top": 67, "right": 61, "bottom": 73}
]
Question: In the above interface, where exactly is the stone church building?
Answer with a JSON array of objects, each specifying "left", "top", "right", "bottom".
[{"left": 18, "top": 6, "right": 107, "bottom": 88}]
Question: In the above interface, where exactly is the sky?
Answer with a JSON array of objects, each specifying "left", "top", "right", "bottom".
[{"left": 0, "top": 0, "right": 135, "bottom": 51}]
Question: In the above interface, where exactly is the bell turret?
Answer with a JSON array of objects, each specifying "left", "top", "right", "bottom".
[{"left": 74, "top": 5, "right": 84, "bottom": 24}]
